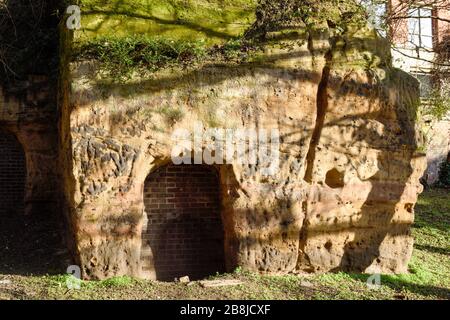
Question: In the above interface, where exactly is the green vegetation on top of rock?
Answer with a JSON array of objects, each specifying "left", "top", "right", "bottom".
[
  {"left": 245, "top": 0, "right": 367, "bottom": 39},
  {"left": 76, "top": 0, "right": 258, "bottom": 44},
  {"left": 74, "top": 35, "right": 261, "bottom": 81},
  {"left": 71, "top": 0, "right": 395, "bottom": 81}
]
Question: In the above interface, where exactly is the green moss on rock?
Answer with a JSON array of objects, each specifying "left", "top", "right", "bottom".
[
  {"left": 70, "top": 0, "right": 395, "bottom": 81},
  {"left": 77, "top": 0, "right": 258, "bottom": 44}
]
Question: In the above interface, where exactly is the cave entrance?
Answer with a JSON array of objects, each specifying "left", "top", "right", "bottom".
[
  {"left": 0, "top": 129, "right": 63, "bottom": 275},
  {"left": 142, "top": 164, "right": 225, "bottom": 281}
]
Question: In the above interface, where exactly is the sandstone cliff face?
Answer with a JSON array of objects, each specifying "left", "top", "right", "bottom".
[
  {"left": 0, "top": 76, "right": 67, "bottom": 274},
  {"left": 0, "top": 77, "right": 59, "bottom": 217},
  {"left": 62, "top": 2, "right": 427, "bottom": 279},
  {"left": 0, "top": 0, "right": 70, "bottom": 274}
]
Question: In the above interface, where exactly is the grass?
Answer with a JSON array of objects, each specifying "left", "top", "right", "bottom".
[
  {"left": 0, "top": 188, "right": 448, "bottom": 300},
  {"left": 73, "top": 35, "right": 261, "bottom": 81},
  {"left": 69, "top": 1, "right": 387, "bottom": 82},
  {"left": 75, "top": 36, "right": 209, "bottom": 80},
  {"left": 157, "top": 104, "right": 185, "bottom": 125}
]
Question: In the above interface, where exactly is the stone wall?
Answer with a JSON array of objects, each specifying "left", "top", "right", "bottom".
[
  {"left": 0, "top": 78, "right": 59, "bottom": 217},
  {"left": 0, "top": 76, "right": 67, "bottom": 273},
  {"left": 423, "top": 116, "right": 450, "bottom": 185},
  {"left": 62, "top": 15, "right": 427, "bottom": 279},
  {"left": 298, "top": 66, "right": 426, "bottom": 273}
]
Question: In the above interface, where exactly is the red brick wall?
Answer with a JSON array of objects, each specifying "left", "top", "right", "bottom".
[
  {"left": 0, "top": 130, "right": 26, "bottom": 215},
  {"left": 389, "top": 0, "right": 409, "bottom": 45},
  {"left": 388, "top": 0, "right": 450, "bottom": 47},
  {"left": 142, "top": 164, "right": 225, "bottom": 281},
  {"left": 437, "top": 3, "right": 450, "bottom": 44}
]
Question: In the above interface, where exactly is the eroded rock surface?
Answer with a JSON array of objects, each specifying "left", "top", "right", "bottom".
[{"left": 61, "top": 1, "right": 427, "bottom": 279}]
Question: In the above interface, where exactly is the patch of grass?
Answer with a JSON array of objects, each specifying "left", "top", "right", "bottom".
[
  {"left": 92, "top": 276, "right": 137, "bottom": 288},
  {"left": 157, "top": 104, "right": 185, "bottom": 125},
  {"left": 415, "top": 188, "right": 450, "bottom": 232},
  {"left": 74, "top": 35, "right": 262, "bottom": 81},
  {"left": 38, "top": 274, "right": 137, "bottom": 290},
  {"left": 222, "top": 39, "right": 247, "bottom": 59},
  {"left": 75, "top": 36, "right": 208, "bottom": 80}
]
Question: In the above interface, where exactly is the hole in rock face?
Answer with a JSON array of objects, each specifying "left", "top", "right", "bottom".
[
  {"left": 325, "top": 168, "right": 345, "bottom": 189},
  {"left": 405, "top": 203, "right": 413, "bottom": 213},
  {"left": 142, "top": 164, "right": 225, "bottom": 281}
]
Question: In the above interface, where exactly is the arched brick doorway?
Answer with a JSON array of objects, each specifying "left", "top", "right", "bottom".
[
  {"left": 142, "top": 164, "right": 225, "bottom": 281},
  {"left": 0, "top": 130, "right": 26, "bottom": 215},
  {"left": 0, "top": 129, "right": 63, "bottom": 275},
  {"left": 0, "top": 129, "right": 27, "bottom": 272}
]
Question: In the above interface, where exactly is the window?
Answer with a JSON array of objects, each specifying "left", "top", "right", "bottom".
[{"left": 408, "top": 7, "right": 433, "bottom": 49}]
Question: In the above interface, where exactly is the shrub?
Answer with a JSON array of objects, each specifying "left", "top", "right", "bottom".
[{"left": 75, "top": 36, "right": 208, "bottom": 80}]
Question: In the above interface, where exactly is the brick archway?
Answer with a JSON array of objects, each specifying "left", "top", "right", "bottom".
[
  {"left": 0, "top": 130, "right": 26, "bottom": 215},
  {"left": 0, "top": 129, "right": 64, "bottom": 275},
  {"left": 141, "top": 164, "right": 225, "bottom": 281},
  {"left": 0, "top": 129, "right": 27, "bottom": 272}
]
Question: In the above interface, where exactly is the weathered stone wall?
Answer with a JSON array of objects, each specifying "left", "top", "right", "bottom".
[
  {"left": 0, "top": 76, "right": 68, "bottom": 274},
  {"left": 65, "top": 40, "right": 321, "bottom": 279},
  {"left": 423, "top": 116, "right": 450, "bottom": 185},
  {"left": 298, "top": 66, "right": 426, "bottom": 274},
  {"left": 0, "top": 78, "right": 59, "bottom": 216},
  {"left": 62, "top": 15, "right": 427, "bottom": 279}
]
